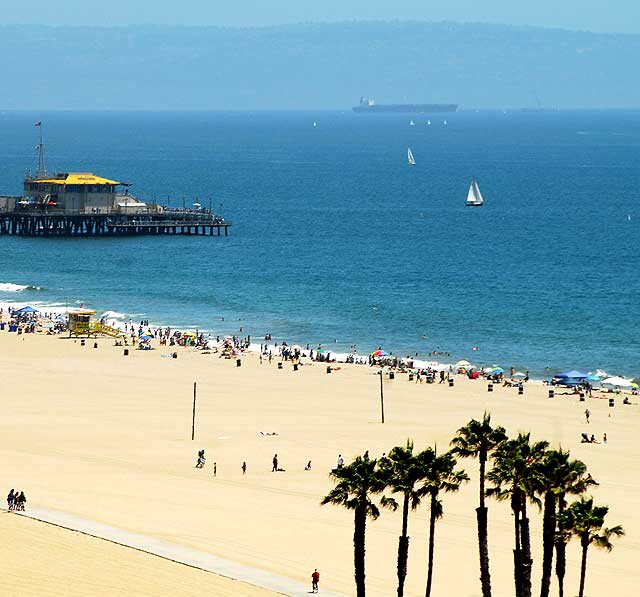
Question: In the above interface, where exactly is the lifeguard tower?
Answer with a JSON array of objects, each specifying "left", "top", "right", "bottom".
[{"left": 67, "top": 309, "right": 124, "bottom": 338}]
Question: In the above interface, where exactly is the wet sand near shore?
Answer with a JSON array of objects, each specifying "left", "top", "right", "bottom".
[
  {"left": 0, "top": 511, "right": 275, "bottom": 596},
  {"left": 0, "top": 331, "right": 638, "bottom": 596}
]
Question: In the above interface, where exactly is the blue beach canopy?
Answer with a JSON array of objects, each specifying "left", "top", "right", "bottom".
[
  {"left": 554, "top": 370, "right": 587, "bottom": 379},
  {"left": 13, "top": 306, "right": 38, "bottom": 314}
]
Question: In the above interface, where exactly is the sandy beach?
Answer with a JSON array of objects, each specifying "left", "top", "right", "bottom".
[
  {"left": 0, "top": 512, "right": 274, "bottom": 596},
  {"left": 0, "top": 329, "right": 637, "bottom": 596}
]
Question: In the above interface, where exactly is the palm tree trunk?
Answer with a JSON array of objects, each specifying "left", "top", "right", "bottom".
[
  {"left": 354, "top": 505, "right": 367, "bottom": 597},
  {"left": 539, "top": 492, "right": 556, "bottom": 597},
  {"left": 578, "top": 539, "right": 588, "bottom": 597},
  {"left": 512, "top": 493, "right": 523, "bottom": 597},
  {"left": 477, "top": 452, "right": 492, "bottom": 597},
  {"left": 397, "top": 494, "right": 410, "bottom": 597},
  {"left": 425, "top": 493, "right": 437, "bottom": 597},
  {"left": 555, "top": 494, "right": 567, "bottom": 597},
  {"left": 520, "top": 501, "right": 532, "bottom": 597},
  {"left": 476, "top": 506, "right": 491, "bottom": 597}
]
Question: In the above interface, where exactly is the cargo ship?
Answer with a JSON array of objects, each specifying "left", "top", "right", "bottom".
[{"left": 352, "top": 97, "right": 458, "bottom": 114}]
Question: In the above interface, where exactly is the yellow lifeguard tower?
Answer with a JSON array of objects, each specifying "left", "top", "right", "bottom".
[{"left": 67, "top": 309, "right": 124, "bottom": 337}]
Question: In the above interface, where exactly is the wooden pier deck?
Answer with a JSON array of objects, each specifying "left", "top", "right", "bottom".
[{"left": 0, "top": 210, "right": 231, "bottom": 237}]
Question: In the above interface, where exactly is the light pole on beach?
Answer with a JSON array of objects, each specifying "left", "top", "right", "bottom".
[{"left": 192, "top": 382, "right": 197, "bottom": 440}]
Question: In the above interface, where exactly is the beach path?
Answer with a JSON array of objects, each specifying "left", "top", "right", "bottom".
[{"left": 5, "top": 507, "right": 346, "bottom": 597}]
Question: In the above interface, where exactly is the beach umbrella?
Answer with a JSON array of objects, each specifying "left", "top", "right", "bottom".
[
  {"left": 513, "top": 371, "right": 527, "bottom": 378},
  {"left": 491, "top": 367, "right": 504, "bottom": 374},
  {"left": 456, "top": 359, "right": 471, "bottom": 367},
  {"left": 371, "top": 349, "right": 389, "bottom": 357},
  {"left": 602, "top": 376, "right": 632, "bottom": 388},
  {"left": 140, "top": 335, "right": 152, "bottom": 340}
]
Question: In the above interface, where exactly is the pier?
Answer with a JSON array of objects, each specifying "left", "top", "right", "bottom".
[{"left": 0, "top": 209, "right": 230, "bottom": 237}]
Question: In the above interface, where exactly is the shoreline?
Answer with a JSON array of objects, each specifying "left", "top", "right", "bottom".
[{"left": 0, "top": 293, "right": 634, "bottom": 383}]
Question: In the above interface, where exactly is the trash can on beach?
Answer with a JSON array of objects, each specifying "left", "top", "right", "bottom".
[
  {"left": 123, "top": 349, "right": 129, "bottom": 356},
  {"left": 518, "top": 384, "right": 524, "bottom": 395},
  {"left": 326, "top": 366, "right": 332, "bottom": 374},
  {"left": 579, "top": 392, "right": 585, "bottom": 401},
  {"left": 277, "top": 362, "right": 283, "bottom": 369},
  {"left": 293, "top": 363, "right": 299, "bottom": 371},
  {"left": 408, "top": 373, "right": 414, "bottom": 382},
  {"left": 548, "top": 389, "right": 555, "bottom": 398},
  {"left": 236, "top": 359, "right": 241, "bottom": 367},
  {"left": 389, "top": 372, "right": 395, "bottom": 380},
  {"left": 448, "top": 378, "right": 454, "bottom": 387},
  {"left": 609, "top": 398, "right": 615, "bottom": 408},
  {"left": 80, "top": 339, "right": 85, "bottom": 346},
  {"left": 488, "top": 383, "right": 493, "bottom": 392}
]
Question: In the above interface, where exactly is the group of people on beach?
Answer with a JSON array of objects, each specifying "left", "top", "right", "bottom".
[
  {"left": 7, "top": 489, "right": 26, "bottom": 511},
  {"left": 194, "top": 450, "right": 350, "bottom": 479}
]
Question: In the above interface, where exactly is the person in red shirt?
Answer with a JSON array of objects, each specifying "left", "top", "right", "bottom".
[{"left": 311, "top": 569, "right": 320, "bottom": 593}]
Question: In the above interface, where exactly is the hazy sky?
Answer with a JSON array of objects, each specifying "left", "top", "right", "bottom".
[{"left": 4, "top": 0, "right": 640, "bottom": 34}]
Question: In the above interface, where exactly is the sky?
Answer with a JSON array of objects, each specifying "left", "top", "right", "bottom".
[{"left": 3, "top": 0, "right": 640, "bottom": 34}]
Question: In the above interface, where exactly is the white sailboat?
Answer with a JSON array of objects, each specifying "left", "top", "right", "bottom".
[
  {"left": 427, "top": 120, "right": 431, "bottom": 126},
  {"left": 408, "top": 148, "right": 416, "bottom": 165},
  {"left": 466, "top": 179, "right": 484, "bottom": 207},
  {"left": 409, "top": 120, "right": 415, "bottom": 126}
]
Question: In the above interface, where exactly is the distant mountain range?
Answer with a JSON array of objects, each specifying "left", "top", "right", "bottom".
[{"left": 2, "top": 22, "right": 639, "bottom": 110}]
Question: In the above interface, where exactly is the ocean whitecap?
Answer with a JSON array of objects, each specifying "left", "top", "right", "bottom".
[{"left": 0, "top": 283, "right": 30, "bottom": 292}]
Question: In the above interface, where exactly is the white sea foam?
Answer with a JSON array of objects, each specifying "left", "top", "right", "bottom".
[
  {"left": 0, "top": 283, "right": 30, "bottom": 292},
  {"left": 101, "top": 310, "right": 127, "bottom": 320}
]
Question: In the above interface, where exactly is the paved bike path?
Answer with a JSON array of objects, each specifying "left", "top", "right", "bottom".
[{"left": 7, "top": 506, "right": 346, "bottom": 597}]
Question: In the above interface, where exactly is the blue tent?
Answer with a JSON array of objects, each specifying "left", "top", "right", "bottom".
[
  {"left": 13, "top": 306, "right": 39, "bottom": 315},
  {"left": 554, "top": 370, "right": 587, "bottom": 379}
]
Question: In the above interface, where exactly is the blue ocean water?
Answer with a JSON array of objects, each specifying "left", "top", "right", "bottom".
[{"left": 0, "top": 110, "right": 639, "bottom": 377}]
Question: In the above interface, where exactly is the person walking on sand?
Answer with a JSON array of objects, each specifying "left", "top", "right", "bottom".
[
  {"left": 242, "top": 461, "right": 247, "bottom": 475},
  {"left": 213, "top": 462, "right": 217, "bottom": 477},
  {"left": 272, "top": 454, "right": 278, "bottom": 472},
  {"left": 585, "top": 408, "right": 591, "bottom": 424},
  {"left": 7, "top": 489, "right": 15, "bottom": 511},
  {"left": 337, "top": 454, "right": 344, "bottom": 469},
  {"left": 311, "top": 569, "right": 320, "bottom": 593}
]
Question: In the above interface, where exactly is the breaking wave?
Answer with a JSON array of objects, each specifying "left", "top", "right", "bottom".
[{"left": 0, "top": 283, "right": 42, "bottom": 292}]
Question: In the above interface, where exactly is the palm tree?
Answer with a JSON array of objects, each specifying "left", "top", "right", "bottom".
[
  {"left": 420, "top": 449, "right": 469, "bottom": 597},
  {"left": 487, "top": 433, "right": 548, "bottom": 597},
  {"left": 321, "top": 451, "right": 386, "bottom": 597},
  {"left": 554, "top": 467, "right": 598, "bottom": 597},
  {"left": 378, "top": 440, "right": 428, "bottom": 597},
  {"left": 450, "top": 413, "right": 507, "bottom": 597},
  {"left": 558, "top": 497, "right": 624, "bottom": 597},
  {"left": 536, "top": 450, "right": 596, "bottom": 597}
]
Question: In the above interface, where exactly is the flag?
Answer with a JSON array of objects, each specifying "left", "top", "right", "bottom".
[{"left": 35, "top": 121, "right": 41, "bottom": 126}]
